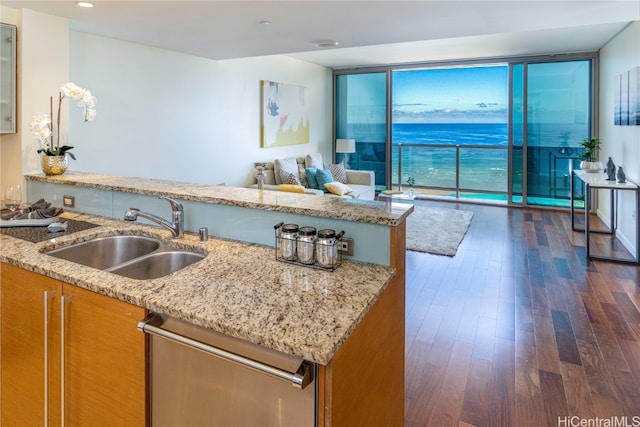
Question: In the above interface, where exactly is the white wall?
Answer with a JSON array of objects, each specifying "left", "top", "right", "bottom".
[
  {"left": 0, "top": 7, "right": 69, "bottom": 197},
  {"left": 599, "top": 21, "right": 640, "bottom": 256},
  {"left": 69, "top": 32, "right": 332, "bottom": 187}
]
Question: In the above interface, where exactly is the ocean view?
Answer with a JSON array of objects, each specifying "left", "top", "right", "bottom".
[
  {"left": 387, "top": 122, "right": 588, "bottom": 199},
  {"left": 392, "top": 123, "right": 508, "bottom": 146},
  {"left": 390, "top": 123, "right": 510, "bottom": 192}
]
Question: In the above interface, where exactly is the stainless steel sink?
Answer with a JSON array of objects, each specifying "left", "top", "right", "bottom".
[
  {"left": 107, "top": 250, "right": 205, "bottom": 280},
  {"left": 46, "top": 235, "right": 161, "bottom": 269},
  {"left": 44, "top": 235, "right": 205, "bottom": 279}
]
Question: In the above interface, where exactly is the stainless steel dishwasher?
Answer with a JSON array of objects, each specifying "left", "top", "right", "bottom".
[{"left": 138, "top": 313, "right": 316, "bottom": 426}]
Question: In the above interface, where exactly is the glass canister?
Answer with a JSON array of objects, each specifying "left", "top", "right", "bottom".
[
  {"left": 279, "top": 224, "right": 298, "bottom": 260},
  {"left": 316, "top": 229, "right": 337, "bottom": 268},
  {"left": 297, "top": 226, "right": 316, "bottom": 264}
]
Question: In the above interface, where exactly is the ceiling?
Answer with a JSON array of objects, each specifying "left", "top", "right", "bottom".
[{"left": 3, "top": 1, "right": 639, "bottom": 68}]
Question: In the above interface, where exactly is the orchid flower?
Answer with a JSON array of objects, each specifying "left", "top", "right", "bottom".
[{"left": 30, "top": 82, "right": 97, "bottom": 159}]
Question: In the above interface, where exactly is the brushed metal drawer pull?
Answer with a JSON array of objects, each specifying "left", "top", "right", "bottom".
[{"left": 137, "top": 313, "right": 313, "bottom": 389}]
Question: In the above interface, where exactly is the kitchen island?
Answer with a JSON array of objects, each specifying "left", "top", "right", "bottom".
[{"left": 2, "top": 172, "right": 412, "bottom": 426}]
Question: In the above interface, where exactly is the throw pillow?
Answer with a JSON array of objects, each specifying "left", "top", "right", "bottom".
[
  {"left": 324, "top": 181, "right": 354, "bottom": 196},
  {"left": 278, "top": 169, "right": 300, "bottom": 185},
  {"left": 274, "top": 157, "right": 301, "bottom": 185},
  {"left": 278, "top": 184, "right": 305, "bottom": 193},
  {"left": 327, "top": 163, "right": 348, "bottom": 184},
  {"left": 297, "top": 164, "right": 309, "bottom": 188},
  {"left": 305, "top": 153, "right": 324, "bottom": 169},
  {"left": 315, "top": 169, "right": 334, "bottom": 192},
  {"left": 263, "top": 162, "right": 276, "bottom": 185},
  {"left": 305, "top": 167, "right": 319, "bottom": 189}
]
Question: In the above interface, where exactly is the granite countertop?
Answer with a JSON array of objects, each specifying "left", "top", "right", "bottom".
[
  {"left": 0, "top": 212, "right": 395, "bottom": 365},
  {"left": 25, "top": 172, "right": 413, "bottom": 226}
]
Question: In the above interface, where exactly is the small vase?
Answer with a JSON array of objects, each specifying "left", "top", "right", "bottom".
[
  {"left": 41, "top": 155, "right": 68, "bottom": 175},
  {"left": 579, "top": 160, "right": 603, "bottom": 173},
  {"left": 408, "top": 187, "right": 414, "bottom": 197}
]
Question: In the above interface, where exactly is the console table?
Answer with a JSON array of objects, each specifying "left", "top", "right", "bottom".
[
  {"left": 570, "top": 170, "right": 640, "bottom": 264},
  {"left": 377, "top": 190, "right": 417, "bottom": 202}
]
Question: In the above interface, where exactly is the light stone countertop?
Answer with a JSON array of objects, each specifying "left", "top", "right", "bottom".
[
  {"left": 25, "top": 172, "right": 413, "bottom": 226},
  {"left": 0, "top": 212, "right": 395, "bottom": 365}
]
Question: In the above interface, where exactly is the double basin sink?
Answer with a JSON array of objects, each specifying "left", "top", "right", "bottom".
[{"left": 45, "top": 235, "right": 205, "bottom": 280}]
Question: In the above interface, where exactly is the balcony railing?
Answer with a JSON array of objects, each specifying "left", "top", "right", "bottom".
[{"left": 392, "top": 143, "right": 509, "bottom": 200}]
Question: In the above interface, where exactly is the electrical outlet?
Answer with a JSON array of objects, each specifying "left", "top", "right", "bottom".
[
  {"left": 63, "top": 195, "right": 75, "bottom": 208},
  {"left": 338, "top": 237, "right": 354, "bottom": 256}
]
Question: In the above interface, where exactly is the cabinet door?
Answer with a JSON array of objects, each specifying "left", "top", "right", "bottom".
[
  {"left": 62, "top": 283, "right": 147, "bottom": 426},
  {"left": 1, "top": 262, "right": 62, "bottom": 426},
  {"left": 0, "top": 23, "right": 17, "bottom": 133}
]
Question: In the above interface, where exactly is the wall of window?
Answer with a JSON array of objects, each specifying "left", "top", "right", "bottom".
[{"left": 334, "top": 53, "right": 597, "bottom": 207}]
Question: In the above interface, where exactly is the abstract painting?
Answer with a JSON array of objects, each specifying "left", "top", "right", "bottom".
[
  {"left": 260, "top": 80, "right": 310, "bottom": 147},
  {"left": 615, "top": 66, "right": 640, "bottom": 126}
]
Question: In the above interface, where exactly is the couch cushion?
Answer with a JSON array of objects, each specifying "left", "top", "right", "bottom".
[
  {"left": 297, "top": 164, "right": 309, "bottom": 188},
  {"left": 324, "top": 181, "right": 354, "bottom": 196},
  {"left": 274, "top": 157, "right": 301, "bottom": 185},
  {"left": 278, "top": 169, "right": 300, "bottom": 185},
  {"left": 316, "top": 169, "right": 334, "bottom": 192},
  {"left": 327, "top": 163, "right": 348, "bottom": 184},
  {"left": 278, "top": 184, "right": 305, "bottom": 193},
  {"left": 344, "top": 183, "right": 375, "bottom": 200},
  {"left": 305, "top": 153, "right": 324, "bottom": 169},
  {"left": 305, "top": 167, "right": 319, "bottom": 189}
]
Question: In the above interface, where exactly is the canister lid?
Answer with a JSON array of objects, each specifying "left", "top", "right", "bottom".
[
  {"left": 298, "top": 226, "right": 317, "bottom": 236},
  {"left": 282, "top": 224, "right": 299, "bottom": 233},
  {"left": 317, "top": 229, "right": 336, "bottom": 238}
]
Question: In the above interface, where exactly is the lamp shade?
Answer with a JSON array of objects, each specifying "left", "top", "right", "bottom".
[{"left": 336, "top": 139, "right": 356, "bottom": 154}]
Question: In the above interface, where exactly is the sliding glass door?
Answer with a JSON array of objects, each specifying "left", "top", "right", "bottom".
[
  {"left": 391, "top": 66, "right": 509, "bottom": 200},
  {"left": 334, "top": 55, "right": 596, "bottom": 207},
  {"left": 522, "top": 60, "right": 592, "bottom": 207},
  {"left": 335, "top": 72, "right": 388, "bottom": 189}
]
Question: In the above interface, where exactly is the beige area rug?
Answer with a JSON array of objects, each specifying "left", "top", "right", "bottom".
[{"left": 406, "top": 206, "right": 474, "bottom": 256}]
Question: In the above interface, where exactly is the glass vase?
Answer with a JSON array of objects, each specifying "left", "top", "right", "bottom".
[{"left": 41, "top": 155, "right": 68, "bottom": 175}]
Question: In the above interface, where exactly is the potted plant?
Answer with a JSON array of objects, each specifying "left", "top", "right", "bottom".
[
  {"left": 406, "top": 176, "right": 415, "bottom": 196},
  {"left": 578, "top": 136, "right": 603, "bottom": 173},
  {"left": 30, "top": 82, "right": 97, "bottom": 175}
]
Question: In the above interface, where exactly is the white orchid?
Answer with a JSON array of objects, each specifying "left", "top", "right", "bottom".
[
  {"left": 60, "top": 82, "right": 87, "bottom": 99},
  {"left": 30, "top": 82, "right": 97, "bottom": 160},
  {"left": 84, "top": 108, "right": 97, "bottom": 121},
  {"left": 30, "top": 113, "right": 54, "bottom": 151}
]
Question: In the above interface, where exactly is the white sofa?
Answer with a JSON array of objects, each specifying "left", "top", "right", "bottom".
[{"left": 249, "top": 154, "right": 376, "bottom": 200}]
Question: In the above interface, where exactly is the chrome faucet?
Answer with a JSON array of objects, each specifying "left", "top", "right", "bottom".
[{"left": 124, "top": 196, "right": 184, "bottom": 238}]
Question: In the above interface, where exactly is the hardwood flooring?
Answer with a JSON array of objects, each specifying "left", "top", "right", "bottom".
[{"left": 404, "top": 200, "right": 640, "bottom": 427}]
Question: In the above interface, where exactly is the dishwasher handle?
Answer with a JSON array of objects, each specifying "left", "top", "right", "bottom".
[{"left": 137, "top": 314, "right": 313, "bottom": 389}]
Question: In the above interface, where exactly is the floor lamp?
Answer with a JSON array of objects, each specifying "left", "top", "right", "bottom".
[{"left": 336, "top": 139, "right": 356, "bottom": 169}]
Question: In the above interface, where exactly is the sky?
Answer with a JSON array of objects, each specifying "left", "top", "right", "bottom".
[{"left": 392, "top": 65, "right": 509, "bottom": 123}]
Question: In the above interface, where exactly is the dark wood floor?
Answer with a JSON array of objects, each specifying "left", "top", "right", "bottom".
[{"left": 404, "top": 200, "right": 640, "bottom": 427}]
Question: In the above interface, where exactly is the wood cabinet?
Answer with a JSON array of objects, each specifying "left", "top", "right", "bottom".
[
  {"left": 317, "top": 222, "right": 406, "bottom": 426},
  {"left": 1, "top": 263, "right": 147, "bottom": 426}
]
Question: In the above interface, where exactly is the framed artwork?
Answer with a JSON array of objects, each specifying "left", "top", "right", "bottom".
[
  {"left": 614, "top": 66, "right": 640, "bottom": 126},
  {"left": 260, "top": 80, "right": 309, "bottom": 147},
  {"left": 630, "top": 66, "right": 639, "bottom": 125}
]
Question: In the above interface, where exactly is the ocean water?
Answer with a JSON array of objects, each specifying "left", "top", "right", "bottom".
[
  {"left": 351, "top": 122, "right": 589, "bottom": 201},
  {"left": 392, "top": 123, "right": 508, "bottom": 146},
  {"left": 390, "top": 123, "right": 510, "bottom": 192}
]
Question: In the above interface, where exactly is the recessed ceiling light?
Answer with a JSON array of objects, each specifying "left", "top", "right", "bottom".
[
  {"left": 313, "top": 40, "right": 339, "bottom": 48},
  {"left": 76, "top": 2, "right": 94, "bottom": 8},
  {"left": 259, "top": 20, "right": 271, "bottom": 25}
]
